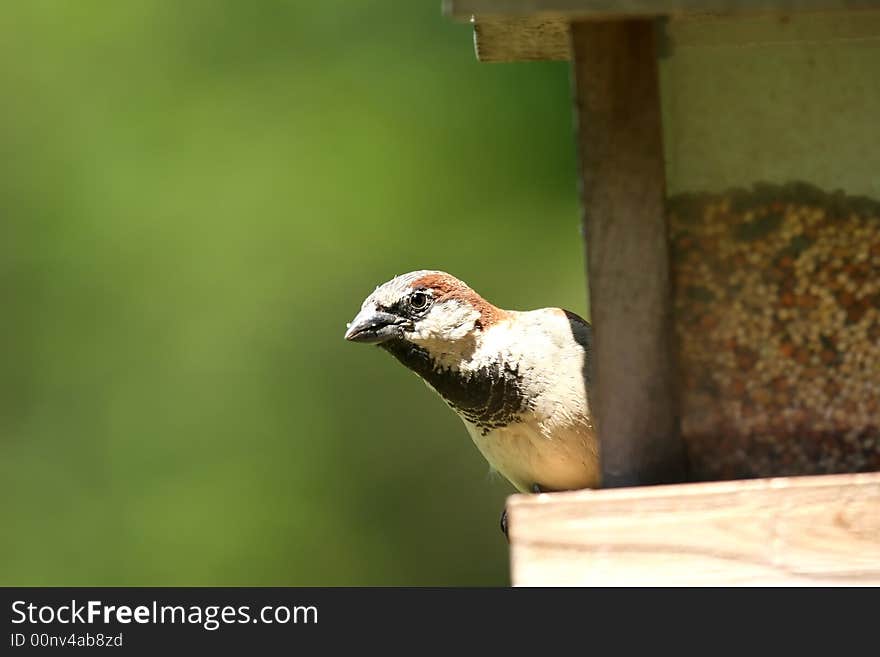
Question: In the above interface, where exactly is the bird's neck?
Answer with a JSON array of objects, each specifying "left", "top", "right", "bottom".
[{"left": 380, "top": 339, "right": 529, "bottom": 432}]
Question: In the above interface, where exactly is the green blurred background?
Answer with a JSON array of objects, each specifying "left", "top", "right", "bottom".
[{"left": 1, "top": 1, "right": 585, "bottom": 585}]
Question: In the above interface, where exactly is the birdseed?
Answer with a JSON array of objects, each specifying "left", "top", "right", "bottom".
[{"left": 668, "top": 182, "right": 880, "bottom": 480}]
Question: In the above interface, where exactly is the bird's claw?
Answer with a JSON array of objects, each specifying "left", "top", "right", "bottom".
[{"left": 501, "top": 484, "right": 543, "bottom": 540}]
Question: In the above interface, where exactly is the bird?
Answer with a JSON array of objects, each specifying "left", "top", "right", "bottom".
[{"left": 344, "top": 270, "right": 598, "bottom": 534}]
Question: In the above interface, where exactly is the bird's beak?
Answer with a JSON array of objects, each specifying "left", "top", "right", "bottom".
[{"left": 344, "top": 307, "right": 406, "bottom": 344}]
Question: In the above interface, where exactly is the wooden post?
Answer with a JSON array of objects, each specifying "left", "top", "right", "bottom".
[{"left": 570, "top": 20, "right": 686, "bottom": 487}]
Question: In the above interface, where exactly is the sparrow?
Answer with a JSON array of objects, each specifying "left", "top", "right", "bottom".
[{"left": 344, "top": 271, "right": 598, "bottom": 532}]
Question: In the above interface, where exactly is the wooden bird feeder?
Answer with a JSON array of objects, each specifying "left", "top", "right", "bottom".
[{"left": 444, "top": 0, "right": 880, "bottom": 585}]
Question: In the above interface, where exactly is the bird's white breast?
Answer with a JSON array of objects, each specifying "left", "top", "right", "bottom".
[
  {"left": 453, "top": 308, "right": 599, "bottom": 492},
  {"left": 464, "top": 418, "right": 599, "bottom": 493}
]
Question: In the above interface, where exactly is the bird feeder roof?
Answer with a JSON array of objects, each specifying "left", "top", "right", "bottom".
[
  {"left": 446, "top": 0, "right": 880, "bottom": 17},
  {"left": 445, "top": 0, "right": 880, "bottom": 62}
]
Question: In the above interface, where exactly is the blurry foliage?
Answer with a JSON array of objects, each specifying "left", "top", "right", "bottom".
[{"left": 0, "top": 1, "right": 583, "bottom": 585}]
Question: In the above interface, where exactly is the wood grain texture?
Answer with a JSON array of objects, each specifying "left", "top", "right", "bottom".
[
  {"left": 474, "top": 16, "right": 571, "bottom": 61},
  {"left": 571, "top": 20, "right": 686, "bottom": 487},
  {"left": 508, "top": 472, "right": 880, "bottom": 585}
]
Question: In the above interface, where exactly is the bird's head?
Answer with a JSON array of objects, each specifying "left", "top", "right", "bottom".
[{"left": 344, "top": 270, "right": 505, "bottom": 352}]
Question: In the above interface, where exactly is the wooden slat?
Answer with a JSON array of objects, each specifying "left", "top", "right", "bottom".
[
  {"left": 571, "top": 20, "right": 685, "bottom": 487},
  {"left": 474, "top": 16, "right": 571, "bottom": 62},
  {"left": 447, "top": 2, "right": 880, "bottom": 62},
  {"left": 508, "top": 472, "right": 880, "bottom": 585},
  {"left": 445, "top": 0, "right": 880, "bottom": 20}
]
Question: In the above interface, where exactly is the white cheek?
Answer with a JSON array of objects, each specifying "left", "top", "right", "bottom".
[{"left": 409, "top": 300, "right": 479, "bottom": 342}]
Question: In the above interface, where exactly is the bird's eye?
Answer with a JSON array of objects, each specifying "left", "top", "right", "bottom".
[{"left": 409, "top": 291, "right": 430, "bottom": 311}]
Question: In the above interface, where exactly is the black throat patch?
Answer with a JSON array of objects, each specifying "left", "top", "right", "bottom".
[{"left": 380, "top": 340, "right": 530, "bottom": 433}]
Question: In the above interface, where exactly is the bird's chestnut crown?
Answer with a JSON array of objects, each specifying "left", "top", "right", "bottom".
[{"left": 344, "top": 270, "right": 503, "bottom": 346}]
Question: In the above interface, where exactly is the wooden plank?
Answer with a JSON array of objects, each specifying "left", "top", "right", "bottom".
[
  {"left": 474, "top": 16, "right": 571, "bottom": 61},
  {"left": 571, "top": 20, "right": 685, "bottom": 487},
  {"left": 448, "top": 1, "right": 880, "bottom": 62},
  {"left": 507, "top": 472, "right": 880, "bottom": 585},
  {"left": 446, "top": 0, "right": 880, "bottom": 20}
]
